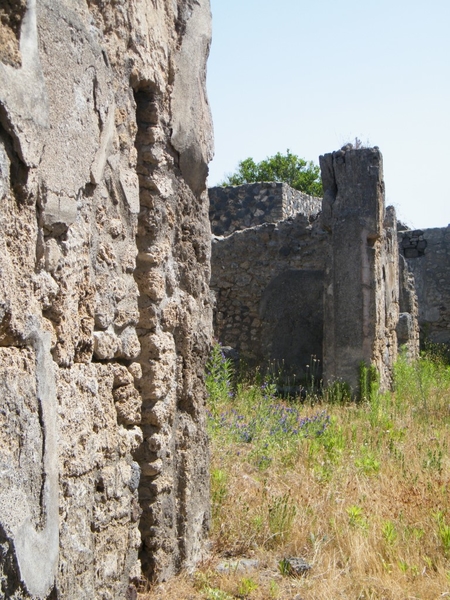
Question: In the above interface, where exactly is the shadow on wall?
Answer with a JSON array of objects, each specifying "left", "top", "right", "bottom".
[{"left": 259, "top": 269, "right": 324, "bottom": 383}]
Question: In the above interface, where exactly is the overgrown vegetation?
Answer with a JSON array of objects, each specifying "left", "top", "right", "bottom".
[
  {"left": 221, "top": 150, "right": 323, "bottom": 197},
  {"left": 142, "top": 346, "right": 450, "bottom": 599}
]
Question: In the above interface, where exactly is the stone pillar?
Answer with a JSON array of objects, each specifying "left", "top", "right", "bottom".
[{"left": 320, "top": 146, "right": 399, "bottom": 392}]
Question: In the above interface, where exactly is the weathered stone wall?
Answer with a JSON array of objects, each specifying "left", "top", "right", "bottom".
[
  {"left": 0, "top": 0, "right": 213, "bottom": 597},
  {"left": 209, "top": 182, "right": 321, "bottom": 236},
  {"left": 320, "top": 146, "right": 400, "bottom": 391},
  {"left": 401, "top": 226, "right": 450, "bottom": 345},
  {"left": 211, "top": 213, "right": 327, "bottom": 381},
  {"left": 211, "top": 147, "right": 420, "bottom": 394},
  {"left": 397, "top": 254, "right": 420, "bottom": 359}
]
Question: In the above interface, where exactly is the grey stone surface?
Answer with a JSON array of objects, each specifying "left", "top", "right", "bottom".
[
  {"left": 398, "top": 254, "right": 420, "bottom": 359},
  {"left": 401, "top": 226, "right": 450, "bottom": 345},
  {"left": 281, "top": 556, "right": 312, "bottom": 576},
  {"left": 0, "top": 0, "right": 213, "bottom": 596},
  {"left": 320, "top": 146, "right": 399, "bottom": 391},
  {"left": 209, "top": 182, "right": 321, "bottom": 237},
  {"left": 171, "top": 0, "right": 214, "bottom": 196},
  {"left": 259, "top": 269, "right": 324, "bottom": 379},
  {"left": 211, "top": 212, "right": 327, "bottom": 382},
  {"left": 0, "top": 328, "right": 58, "bottom": 599},
  {"left": 211, "top": 147, "right": 420, "bottom": 395},
  {"left": 216, "top": 559, "right": 260, "bottom": 573}
]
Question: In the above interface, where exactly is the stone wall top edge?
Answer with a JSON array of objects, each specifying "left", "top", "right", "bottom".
[
  {"left": 209, "top": 182, "right": 282, "bottom": 190},
  {"left": 401, "top": 226, "right": 450, "bottom": 235},
  {"left": 211, "top": 212, "right": 320, "bottom": 240},
  {"left": 211, "top": 220, "right": 278, "bottom": 241},
  {"left": 209, "top": 181, "right": 322, "bottom": 201}
]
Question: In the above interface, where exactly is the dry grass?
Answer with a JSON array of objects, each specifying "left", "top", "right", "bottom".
[{"left": 140, "top": 350, "right": 450, "bottom": 599}]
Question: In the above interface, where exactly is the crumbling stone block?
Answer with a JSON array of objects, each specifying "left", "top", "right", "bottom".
[{"left": 320, "top": 146, "right": 399, "bottom": 391}]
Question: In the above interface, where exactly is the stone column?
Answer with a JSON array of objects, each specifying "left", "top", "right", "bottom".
[{"left": 320, "top": 145, "right": 399, "bottom": 392}]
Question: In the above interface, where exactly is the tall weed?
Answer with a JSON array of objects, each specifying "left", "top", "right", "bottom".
[{"left": 206, "top": 342, "right": 234, "bottom": 415}]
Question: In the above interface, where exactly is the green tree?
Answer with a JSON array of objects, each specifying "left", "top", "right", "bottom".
[{"left": 222, "top": 149, "right": 322, "bottom": 196}]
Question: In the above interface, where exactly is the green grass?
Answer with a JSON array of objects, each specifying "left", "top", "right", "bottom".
[{"left": 142, "top": 346, "right": 450, "bottom": 600}]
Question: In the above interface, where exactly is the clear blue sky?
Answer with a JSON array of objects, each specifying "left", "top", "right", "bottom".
[{"left": 207, "top": 0, "right": 450, "bottom": 229}]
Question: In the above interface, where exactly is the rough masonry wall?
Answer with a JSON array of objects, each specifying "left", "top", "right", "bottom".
[
  {"left": 209, "top": 182, "right": 321, "bottom": 236},
  {"left": 0, "top": 0, "right": 213, "bottom": 597},
  {"left": 320, "top": 146, "right": 400, "bottom": 391},
  {"left": 211, "top": 214, "right": 327, "bottom": 381},
  {"left": 211, "top": 149, "right": 421, "bottom": 395},
  {"left": 401, "top": 226, "right": 450, "bottom": 345},
  {"left": 397, "top": 254, "right": 420, "bottom": 358}
]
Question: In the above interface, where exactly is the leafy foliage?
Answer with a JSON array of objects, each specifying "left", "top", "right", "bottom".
[{"left": 222, "top": 149, "right": 322, "bottom": 196}]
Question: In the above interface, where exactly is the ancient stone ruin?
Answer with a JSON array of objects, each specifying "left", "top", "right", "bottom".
[
  {"left": 1, "top": 1, "right": 449, "bottom": 597},
  {"left": 0, "top": 0, "right": 213, "bottom": 597},
  {"left": 210, "top": 146, "right": 422, "bottom": 393},
  {"left": 399, "top": 226, "right": 450, "bottom": 346}
]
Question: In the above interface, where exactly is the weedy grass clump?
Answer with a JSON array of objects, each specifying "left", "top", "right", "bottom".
[{"left": 141, "top": 346, "right": 450, "bottom": 600}]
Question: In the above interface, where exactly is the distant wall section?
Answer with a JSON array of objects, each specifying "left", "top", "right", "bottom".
[
  {"left": 210, "top": 148, "right": 420, "bottom": 394},
  {"left": 211, "top": 215, "right": 327, "bottom": 380},
  {"left": 209, "top": 182, "right": 321, "bottom": 236},
  {"left": 401, "top": 226, "right": 450, "bottom": 345}
]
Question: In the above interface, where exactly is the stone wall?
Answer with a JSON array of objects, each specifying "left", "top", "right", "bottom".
[
  {"left": 209, "top": 182, "right": 321, "bottom": 236},
  {"left": 320, "top": 146, "right": 400, "bottom": 391},
  {"left": 397, "top": 254, "right": 420, "bottom": 359},
  {"left": 211, "top": 214, "right": 327, "bottom": 382},
  {"left": 401, "top": 226, "right": 450, "bottom": 345},
  {"left": 211, "top": 147, "right": 420, "bottom": 395},
  {"left": 0, "top": 0, "right": 213, "bottom": 597}
]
